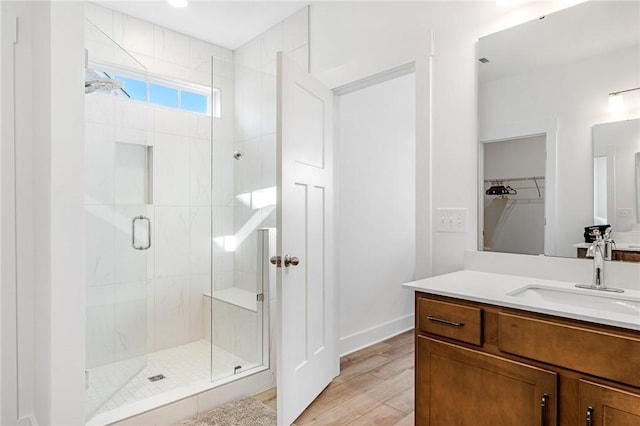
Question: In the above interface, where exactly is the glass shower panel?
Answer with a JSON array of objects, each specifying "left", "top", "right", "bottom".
[
  {"left": 209, "top": 56, "right": 273, "bottom": 380},
  {"left": 84, "top": 19, "right": 150, "bottom": 419}
]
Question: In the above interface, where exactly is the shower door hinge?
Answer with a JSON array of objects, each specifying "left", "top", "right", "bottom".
[{"left": 256, "top": 293, "right": 264, "bottom": 302}]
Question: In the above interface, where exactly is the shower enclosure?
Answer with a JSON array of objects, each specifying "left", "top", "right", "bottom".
[{"left": 83, "top": 13, "right": 273, "bottom": 421}]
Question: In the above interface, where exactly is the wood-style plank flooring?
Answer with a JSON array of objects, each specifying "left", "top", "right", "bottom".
[{"left": 254, "top": 330, "right": 415, "bottom": 426}]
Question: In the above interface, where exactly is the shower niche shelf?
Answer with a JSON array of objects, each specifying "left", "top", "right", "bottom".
[{"left": 115, "top": 142, "right": 153, "bottom": 205}]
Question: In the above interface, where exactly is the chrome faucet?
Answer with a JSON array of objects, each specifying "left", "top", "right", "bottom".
[{"left": 576, "top": 228, "right": 624, "bottom": 293}]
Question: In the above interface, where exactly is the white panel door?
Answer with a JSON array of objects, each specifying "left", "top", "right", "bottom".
[{"left": 276, "top": 52, "right": 337, "bottom": 425}]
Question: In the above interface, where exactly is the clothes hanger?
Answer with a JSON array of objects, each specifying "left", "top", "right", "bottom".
[{"left": 486, "top": 185, "right": 503, "bottom": 195}]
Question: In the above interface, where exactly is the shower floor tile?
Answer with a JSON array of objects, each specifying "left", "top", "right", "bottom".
[{"left": 88, "top": 340, "right": 255, "bottom": 417}]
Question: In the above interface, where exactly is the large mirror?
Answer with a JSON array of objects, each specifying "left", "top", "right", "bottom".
[{"left": 478, "top": 0, "right": 640, "bottom": 260}]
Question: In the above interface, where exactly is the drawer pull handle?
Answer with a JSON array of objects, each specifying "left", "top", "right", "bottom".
[
  {"left": 427, "top": 315, "right": 465, "bottom": 327},
  {"left": 585, "top": 406, "right": 593, "bottom": 426},
  {"left": 540, "top": 393, "right": 548, "bottom": 426}
]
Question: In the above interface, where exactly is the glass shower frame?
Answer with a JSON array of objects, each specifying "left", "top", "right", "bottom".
[{"left": 83, "top": 15, "right": 272, "bottom": 422}]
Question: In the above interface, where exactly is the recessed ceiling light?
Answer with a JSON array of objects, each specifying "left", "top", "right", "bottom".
[
  {"left": 497, "top": 0, "right": 516, "bottom": 6},
  {"left": 167, "top": 0, "right": 188, "bottom": 8}
]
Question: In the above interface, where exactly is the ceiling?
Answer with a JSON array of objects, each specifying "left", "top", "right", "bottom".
[
  {"left": 95, "top": 1, "right": 308, "bottom": 50},
  {"left": 478, "top": 1, "right": 640, "bottom": 82}
]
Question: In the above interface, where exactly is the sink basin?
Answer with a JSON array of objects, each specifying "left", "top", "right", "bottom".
[{"left": 508, "top": 285, "right": 640, "bottom": 316}]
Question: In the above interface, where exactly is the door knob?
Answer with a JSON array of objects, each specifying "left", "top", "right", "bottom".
[
  {"left": 270, "top": 255, "right": 299, "bottom": 267},
  {"left": 284, "top": 255, "right": 299, "bottom": 267}
]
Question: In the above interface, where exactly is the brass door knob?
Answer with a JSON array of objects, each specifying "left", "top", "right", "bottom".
[{"left": 270, "top": 256, "right": 281, "bottom": 267}]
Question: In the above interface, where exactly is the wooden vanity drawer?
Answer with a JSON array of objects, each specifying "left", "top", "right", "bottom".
[
  {"left": 417, "top": 297, "right": 482, "bottom": 345},
  {"left": 498, "top": 312, "right": 640, "bottom": 387}
]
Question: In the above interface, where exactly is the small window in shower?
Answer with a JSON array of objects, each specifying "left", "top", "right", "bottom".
[
  {"left": 149, "top": 84, "right": 179, "bottom": 108},
  {"left": 115, "top": 75, "right": 147, "bottom": 102},
  {"left": 181, "top": 91, "right": 208, "bottom": 114},
  {"left": 92, "top": 63, "right": 220, "bottom": 117}
]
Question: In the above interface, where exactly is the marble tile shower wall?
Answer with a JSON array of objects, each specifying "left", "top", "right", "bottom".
[
  {"left": 230, "top": 7, "right": 309, "bottom": 294},
  {"left": 84, "top": 3, "right": 235, "bottom": 367}
]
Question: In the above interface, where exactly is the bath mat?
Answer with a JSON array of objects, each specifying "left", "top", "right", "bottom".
[{"left": 175, "top": 398, "right": 281, "bottom": 426}]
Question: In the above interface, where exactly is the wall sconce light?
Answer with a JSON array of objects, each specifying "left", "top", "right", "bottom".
[{"left": 608, "top": 87, "right": 640, "bottom": 111}]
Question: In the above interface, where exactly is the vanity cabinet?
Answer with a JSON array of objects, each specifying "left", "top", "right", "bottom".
[
  {"left": 578, "top": 380, "right": 640, "bottom": 426},
  {"left": 416, "top": 337, "right": 557, "bottom": 425},
  {"left": 415, "top": 292, "right": 640, "bottom": 426}
]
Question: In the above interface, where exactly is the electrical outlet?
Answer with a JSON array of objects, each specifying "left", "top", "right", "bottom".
[{"left": 436, "top": 208, "right": 469, "bottom": 233}]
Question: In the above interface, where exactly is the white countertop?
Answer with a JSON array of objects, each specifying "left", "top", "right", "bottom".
[{"left": 403, "top": 270, "right": 640, "bottom": 331}]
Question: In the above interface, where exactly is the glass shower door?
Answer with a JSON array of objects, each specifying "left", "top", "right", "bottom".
[
  {"left": 209, "top": 56, "right": 272, "bottom": 382},
  {"left": 84, "top": 18, "right": 150, "bottom": 419},
  {"left": 84, "top": 200, "right": 151, "bottom": 418}
]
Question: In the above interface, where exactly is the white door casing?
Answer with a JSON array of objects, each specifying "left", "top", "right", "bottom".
[{"left": 276, "top": 52, "right": 337, "bottom": 425}]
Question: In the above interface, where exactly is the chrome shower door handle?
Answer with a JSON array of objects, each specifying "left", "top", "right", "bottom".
[{"left": 132, "top": 216, "right": 151, "bottom": 250}]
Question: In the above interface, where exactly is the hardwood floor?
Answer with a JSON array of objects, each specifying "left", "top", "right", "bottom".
[{"left": 254, "top": 330, "right": 415, "bottom": 426}]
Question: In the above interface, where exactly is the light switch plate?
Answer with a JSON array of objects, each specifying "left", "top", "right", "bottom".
[
  {"left": 436, "top": 208, "right": 469, "bottom": 233},
  {"left": 617, "top": 208, "right": 633, "bottom": 218}
]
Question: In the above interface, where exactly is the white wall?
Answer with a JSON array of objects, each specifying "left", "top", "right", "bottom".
[
  {"left": 0, "top": 3, "right": 16, "bottom": 424},
  {"left": 1, "top": 2, "right": 86, "bottom": 424},
  {"left": 28, "top": 2, "right": 87, "bottom": 424},
  {"left": 48, "top": 3, "right": 86, "bottom": 421},
  {"left": 310, "top": 1, "right": 587, "bottom": 277},
  {"left": 337, "top": 73, "right": 416, "bottom": 354},
  {"left": 0, "top": 5, "right": 4, "bottom": 423},
  {"left": 593, "top": 156, "right": 607, "bottom": 223},
  {"left": 1, "top": 4, "right": 38, "bottom": 424}
]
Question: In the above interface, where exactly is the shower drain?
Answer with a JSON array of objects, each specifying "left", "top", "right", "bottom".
[{"left": 148, "top": 374, "right": 166, "bottom": 382}]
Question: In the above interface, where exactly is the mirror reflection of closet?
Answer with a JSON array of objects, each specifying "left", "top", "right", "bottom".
[{"left": 483, "top": 135, "right": 545, "bottom": 255}]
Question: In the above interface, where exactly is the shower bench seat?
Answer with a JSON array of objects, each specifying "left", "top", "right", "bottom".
[{"left": 205, "top": 287, "right": 258, "bottom": 312}]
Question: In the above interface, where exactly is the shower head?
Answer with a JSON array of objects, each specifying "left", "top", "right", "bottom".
[
  {"left": 85, "top": 67, "right": 126, "bottom": 95},
  {"left": 85, "top": 78, "right": 123, "bottom": 94}
]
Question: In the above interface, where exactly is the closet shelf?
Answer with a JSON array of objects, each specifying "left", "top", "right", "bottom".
[{"left": 484, "top": 176, "right": 545, "bottom": 183}]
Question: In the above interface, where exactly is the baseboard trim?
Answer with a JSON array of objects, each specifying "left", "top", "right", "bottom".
[{"left": 340, "top": 314, "right": 415, "bottom": 357}]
